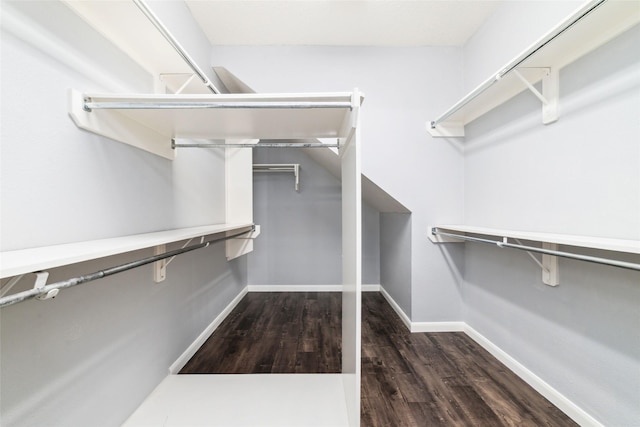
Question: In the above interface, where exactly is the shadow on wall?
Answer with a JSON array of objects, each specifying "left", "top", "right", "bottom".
[
  {"left": 0, "top": 242, "right": 246, "bottom": 426},
  {"left": 464, "top": 25, "right": 640, "bottom": 155},
  {"left": 463, "top": 242, "right": 640, "bottom": 361},
  {"left": 380, "top": 212, "right": 412, "bottom": 318}
]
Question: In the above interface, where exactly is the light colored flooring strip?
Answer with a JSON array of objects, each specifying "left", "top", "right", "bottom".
[{"left": 123, "top": 374, "right": 349, "bottom": 427}]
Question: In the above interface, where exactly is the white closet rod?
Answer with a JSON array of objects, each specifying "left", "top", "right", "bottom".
[
  {"left": 253, "top": 165, "right": 298, "bottom": 171},
  {"left": 132, "top": 0, "right": 221, "bottom": 94},
  {"left": 0, "top": 228, "right": 254, "bottom": 309},
  {"left": 83, "top": 100, "right": 352, "bottom": 110},
  {"left": 430, "top": 0, "right": 606, "bottom": 129},
  {"left": 432, "top": 229, "right": 640, "bottom": 272},
  {"left": 172, "top": 141, "right": 340, "bottom": 149}
]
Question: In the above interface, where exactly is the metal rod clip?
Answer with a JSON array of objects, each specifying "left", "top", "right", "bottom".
[{"left": 33, "top": 271, "right": 58, "bottom": 301}]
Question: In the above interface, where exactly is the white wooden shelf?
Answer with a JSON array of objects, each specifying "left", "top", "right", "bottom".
[
  {"left": 430, "top": 225, "right": 640, "bottom": 254},
  {"left": 429, "top": 225, "right": 640, "bottom": 286},
  {"left": 69, "top": 90, "right": 363, "bottom": 159},
  {"left": 0, "top": 223, "right": 253, "bottom": 279},
  {"left": 428, "top": 0, "right": 640, "bottom": 137}
]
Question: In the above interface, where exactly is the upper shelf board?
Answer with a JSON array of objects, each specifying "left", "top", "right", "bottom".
[
  {"left": 0, "top": 223, "right": 254, "bottom": 279},
  {"left": 430, "top": 225, "right": 640, "bottom": 255},
  {"left": 428, "top": 0, "right": 640, "bottom": 137},
  {"left": 69, "top": 90, "right": 363, "bottom": 160}
]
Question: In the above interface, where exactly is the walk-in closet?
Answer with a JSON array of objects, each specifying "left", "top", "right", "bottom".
[{"left": 1, "top": 1, "right": 638, "bottom": 426}]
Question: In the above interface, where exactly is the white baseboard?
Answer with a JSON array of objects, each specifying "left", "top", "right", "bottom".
[
  {"left": 379, "top": 286, "right": 464, "bottom": 333},
  {"left": 379, "top": 286, "right": 412, "bottom": 331},
  {"left": 247, "top": 284, "right": 381, "bottom": 292},
  {"left": 248, "top": 284, "right": 342, "bottom": 292},
  {"left": 169, "top": 286, "right": 249, "bottom": 374},
  {"left": 378, "top": 288, "right": 600, "bottom": 426},
  {"left": 411, "top": 321, "right": 465, "bottom": 333},
  {"left": 463, "top": 325, "right": 603, "bottom": 427}
]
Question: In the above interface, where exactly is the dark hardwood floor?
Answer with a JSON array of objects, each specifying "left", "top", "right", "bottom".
[
  {"left": 180, "top": 292, "right": 342, "bottom": 374},
  {"left": 361, "top": 293, "right": 577, "bottom": 427},
  {"left": 181, "top": 292, "right": 577, "bottom": 427}
]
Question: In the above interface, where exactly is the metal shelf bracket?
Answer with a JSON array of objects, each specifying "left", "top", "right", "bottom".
[
  {"left": 512, "top": 67, "right": 559, "bottom": 125},
  {"left": 502, "top": 238, "right": 559, "bottom": 286},
  {"left": 153, "top": 237, "right": 201, "bottom": 283}
]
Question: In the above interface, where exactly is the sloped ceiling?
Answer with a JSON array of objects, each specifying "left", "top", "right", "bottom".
[{"left": 185, "top": 0, "right": 500, "bottom": 46}]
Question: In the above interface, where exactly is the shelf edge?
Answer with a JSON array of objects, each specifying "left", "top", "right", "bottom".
[
  {"left": 431, "top": 225, "right": 640, "bottom": 255},
  {"left": 0, "top": 223, "right": 254, "bottom": 279}
]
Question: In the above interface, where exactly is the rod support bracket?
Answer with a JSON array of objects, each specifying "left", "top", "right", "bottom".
[
  {"left": 34, "top": 271, "right": 58, "bottom": 301},
  {"left": 154, "top": 245, "right": 167, "bottom": 283},
  {"left": 542, "top": 243, "right": 559, "bottom": 286},
  {"left": 513, "top": 67, "right": 559, "bottom": 125},
  {"left": 511, "top": 238, "right": 558, "bottom": 286}
]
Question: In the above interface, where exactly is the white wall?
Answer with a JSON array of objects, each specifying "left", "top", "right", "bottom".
[
  {"left": 211, "top": 46, "right": 465, "bottom": 320},
  {"left": 461, "top": 3, "right": 640, "bottom": 424},
  {"left": 0, "top": 2, "right": 246, "bottom": 425}
]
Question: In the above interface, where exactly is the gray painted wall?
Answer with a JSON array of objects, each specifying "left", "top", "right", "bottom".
[
  {"left": 362, "top": 200, "right": 381, "bottom": 286},
  {"left": 0, "top": 2, "right": 246, "bottom": 425},
  {"left": 249, "top": 147, "right": 380, "bottom": 286},
  {"left": 461, "top": 4, "right": 640, "bottom": 424},
  {"left": 380, "top": 213, "right": 412, "bottom": 318},
  {"left": 211, "top": 45, "right": 465, "bottom": 320},
  {"left": 463, "top": 1, "right": 582, "bottom": 92}
]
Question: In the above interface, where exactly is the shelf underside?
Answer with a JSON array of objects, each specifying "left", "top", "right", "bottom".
[{"left": 70, "top": 91, "right": 360, "bottom": 159}]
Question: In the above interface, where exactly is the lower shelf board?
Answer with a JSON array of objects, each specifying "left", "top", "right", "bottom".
[{"left": 123, "top": 373, "right": 350, "bottom": 427}]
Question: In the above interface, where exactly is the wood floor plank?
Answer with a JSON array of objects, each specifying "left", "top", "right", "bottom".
[
  {"left": 361, "top": 293, "right": 577, "bottom": 427},
  {"left": 180, "top": 292, "right": 578, "bottom": 427},
  {"left": 437, "top": 332, "right": 573, "bottom": 427},
  {"left": 180, "top": 292, "right": 341, "bottom": 374}
]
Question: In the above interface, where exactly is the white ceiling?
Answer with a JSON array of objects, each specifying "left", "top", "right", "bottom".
[{"left": 185, "top": 0, "right": 501, "bottom": 47}]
